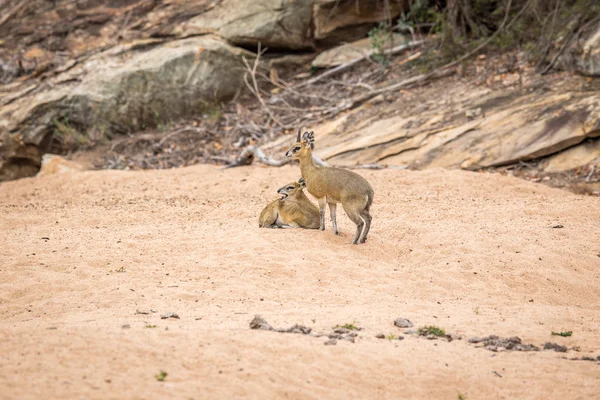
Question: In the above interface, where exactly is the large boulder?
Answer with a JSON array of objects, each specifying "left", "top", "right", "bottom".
[
  {"left": 0, "top": 0, "right": 216, "bottom": 84},
  {"left": 313, "top": 0, "right": 407, "bottom": 44},
  {"left": 175, "top": 0, "right": 314, "bottom": 50},
  {"left": 0, "top": 35, "right": 252, "bottom": 181},
  {"left": 176, "top": 0, "right": 408, "bottom": 50}
]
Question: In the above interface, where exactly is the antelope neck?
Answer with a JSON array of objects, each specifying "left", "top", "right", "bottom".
[{"left": 299, "top": 149, "right": 317, "bottom": 178}]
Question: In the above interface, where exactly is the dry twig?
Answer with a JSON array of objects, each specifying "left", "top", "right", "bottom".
[
  {"left": 349, "top": 164, "right": 408, "bottom": 170},
  {"left": 242, "top": 45, "right": 286, "bottom": 129},
  {"left": 586, "top": 165, "right": 595, "bottom": 182},
  {"left": 155, "top": 126, "right": 204, "bottom": 148},
  {"left": 0, "top": 1, "right": 27, "bottom": 28},
  {"left": 225, "top": 146, "right": 328, "bottom": 169},
  {"left": 295, "top": 40, "right": 424, "bottom": 89}
]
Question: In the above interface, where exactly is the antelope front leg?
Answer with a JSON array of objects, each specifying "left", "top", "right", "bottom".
[
  {"left": 317, "top": 197, "right": 326, "bottom": 231},
  {"left": 328, "top": 202, "right": 338, "bottom": 235}
]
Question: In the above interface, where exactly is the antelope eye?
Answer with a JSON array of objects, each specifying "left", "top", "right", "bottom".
[
  {"left": 293, "top": 147, "right": 300, "bottom": 151},
  {"left": 287, "top": 186, "right": 294, "bottom": 190}
]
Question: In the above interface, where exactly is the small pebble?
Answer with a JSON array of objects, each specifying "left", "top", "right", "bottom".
[
  {"left": 161, "top": 312, "right": 180, "bottom": 319},
  {"left": 394, "top": 318, "right": 414, "bottom": 328}
]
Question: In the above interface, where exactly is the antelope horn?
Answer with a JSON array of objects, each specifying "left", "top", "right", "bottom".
[{"left": 296, "top": 128, "right": 302, "bottom": 142}]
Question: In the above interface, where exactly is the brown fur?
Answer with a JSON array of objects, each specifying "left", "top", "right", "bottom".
[
  {"left": 258, "top": 180, "right": 320, "bottom": 229},
  {"left": 285, "top": 130, "right": 374, "bottom": 244}
]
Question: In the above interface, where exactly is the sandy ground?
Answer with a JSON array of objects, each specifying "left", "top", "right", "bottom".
[{"left": 1, "top": 164, "right": 599, "bottom": 399}]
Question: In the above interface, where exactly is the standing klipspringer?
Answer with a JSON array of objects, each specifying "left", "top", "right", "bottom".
[{"left": 285, "top": 129, "right": 374, "bottom": 244}]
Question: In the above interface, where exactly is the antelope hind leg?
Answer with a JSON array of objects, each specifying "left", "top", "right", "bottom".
[
  {"left": 358, "top": 210, "right": 372, "bottom": 243},
  {"left": 343, "top": 206, "right": 365, "bottom": 245}
]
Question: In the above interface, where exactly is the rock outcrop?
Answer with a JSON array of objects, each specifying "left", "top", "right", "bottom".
[
  {"left": 541, "top": 139, "right": 600, "bottom": 172},
  {"left": 0, "top": 36, "right": 251, "bottom": 181},
  {"left": 1, "top": 0, "right": 409, "bottom": 181},
  {"left": 315, "top": 90, "right": 600, "bottom": 171},
  {"left": 0, "top": 0, "right": 217, "bottom": 82},
  {"left": 263, "top": 84, "right": 600, "bottom": 175},
  {"left": 313, "top": 0, "right": 407, "bottom": 44},
  {"left": 176, "top": 0, "right": 314, "bottom": 50},
  {"left": 176, "top": 0, "right": 407, "bottom": 50}
]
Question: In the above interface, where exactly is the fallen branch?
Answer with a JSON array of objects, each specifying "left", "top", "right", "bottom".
[
  {"left": 225, "top": 146, "right": 328, "bottom": 169},
  {"left": 224, "top": 147, "right": 409, "bottom": 171},
  {"left": 0, "top": 1, "right": 27, "bottom": 29},
  {"left": 295, "top": 40, "right": 425, "bottom": 89},
  {"left": 210, "top": 155, "right": 232, "bottom": 163},
  {"left": 110, "top": 133, "right": 156, "bottom": 152},
  {"left": 586, "top": 165, "right": 595, "bottom": 183},
  {"left": 258, "top": 71, "right": 337, "bottom": 102},
  {"left": 347, "top": 164, "right": 408, "bottom": 170},
  {"left": 155, "top": 126, "right": 206, "bottom": 148},
  {"left": 317, "top": 68, "right": 455, "bottom": 124}
]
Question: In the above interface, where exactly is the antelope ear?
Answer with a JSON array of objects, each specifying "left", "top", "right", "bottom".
[
  {"left": 298, "top": 177, "right": 306, "bottom": 187},
  {"left": 296, "top": 128, "right": 301, "bottom": 142}
]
